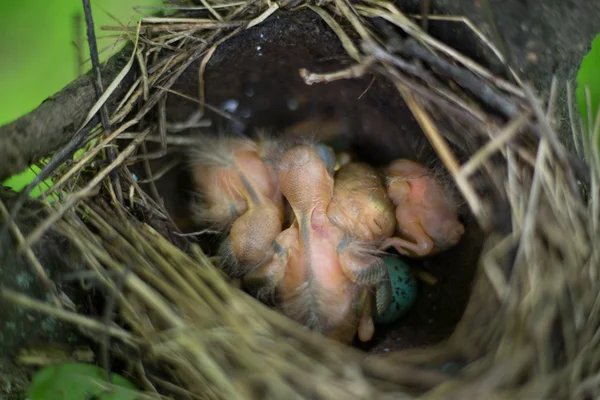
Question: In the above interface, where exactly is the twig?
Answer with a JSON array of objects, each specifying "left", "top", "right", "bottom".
[
  {"left": 0, "top": 200, "right": 55, "bottom": 294},
  {"left": 523, "top": 84, "right": 580, "bottom": 196},
  {"left": 44, "top": 121, "right": 142, "bottom": 198},
  {"left": 102, "top": 21, "right": 242, "bottom": 32},
  {"left": 393, "top": 80, "right": 488, "bottom": 230},
  {"left": 459, "top": 112, "right": 530, "bottom": 179},
  {"left": 19, "top": 130, "right": 150, "bottom": 251},
  {"left": 100, "top": 264, "right": 132, "bottom": 383},
  {"left": 567, "top": 81, "right": 584, "bottom": 160},
  {"left": 173, "top": 229, "right": 222, "bottom": 237},
  {"left": 398, "top": 39, "right": 519, "bottom": 120},
  {"left": 0, "top": 286, "right": 137, "bottom": 346},
  {"left": 480, "top": 0, "right": 513, "bottom": 75},
  {"left": 247, "top": 3, "right": 279, "bottom": 29},
  {"left": 371, "top": 64, "right": 487, "bottom": 126},
  {"left": 148, "top": 374, "right": 202, "bottom": 399},
  {"left": 82, "top": 0, "right": 111, "bottom": 134},
  {"left": 299, "top": 57, "right": 375, "bottom": 85},
  {"left": 73, "top": 14, "right": 84, "bottom": 76},
  {"left": 197, "top": 0, "right": 223, "bottom": 21},
  {"left": 391, "top": 37, "right": 590, "bottom": 188},
  {"left": 546, "top": 76, "right": 559, "bottom": 120},
  {"left": 198, "top": 44, "right": 218, "bottom": 117},
  {"left": 357, "top": 0, "right": 525, "bottom": 97},
  {"left": 155, "top": 85, "right": 244, "bottom": 125},
  {"left": 358, "top": 76, "right": 376, "bottom": 99},
  {"left": 420, "top": 0, "right": 429, "bottom": 31},
  {"left": 362, "top": 40, "right": 435, "bottom": 84},
  {"left": 116, "top": 132, "right": 204, "bottom": 145},
  {"left": 361, "top": 356, "right": 454, "bottom": 388},
  {"left": 0, "top": 22, "right": 142, "bottom": 247},
  {"left": 333, "top": 0, "right": 371, "bottom": 42},
  {"left": 133, "top": 3, "right": 247, "bottom": 12},
  {"left": 308, "top": 5, "right": 360, "bottom": 62},
  {"left": 514, "top": 137, "right": 547, "bottom": 267},
  {"left": 140, "top": 141, "right": 164, "bottom": 205},
  {"left": 136, "top": 159, "right": 179, "bottom": 184},
  {"left": 407, "top": 14, "right": 523, "bottom": 85},
  {"left": 141, "top": 17, "right": 224, "bottom": 24},
  {"left": 584, "top": 86, "right": 595, "bottom": 164},
  {"left": 82, "top": 0, "right": 122, "bottom": 205},
  {"left": 363, "top": 41, "right": 489, "bottom": 124}
]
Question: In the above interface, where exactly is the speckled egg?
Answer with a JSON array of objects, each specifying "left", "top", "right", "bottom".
[{"left": 372, "top": 254, "right": 418, "bottom": 324}]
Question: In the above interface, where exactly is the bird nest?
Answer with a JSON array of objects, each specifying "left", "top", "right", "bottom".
[{"left": 1, "top": 0, "right": 598, "bottom": 399}]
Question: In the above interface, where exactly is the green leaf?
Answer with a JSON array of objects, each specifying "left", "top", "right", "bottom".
[
  {"left": 576, "top": 33, "right": 600, "bottom": 133},
  {"left": 2, "top": 164, "right": 52, "bottom": 199},
  {"left": 28, "top": 363, "right": 141, "bottom": 400}
]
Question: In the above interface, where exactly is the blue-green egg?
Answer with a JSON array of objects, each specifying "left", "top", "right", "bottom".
[{"left": 372, "top": 254, "right": 418, "bottom": 324}]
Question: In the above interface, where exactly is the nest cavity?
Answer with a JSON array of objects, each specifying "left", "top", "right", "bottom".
[{"left": 1, "top": 1, "right": 599, "bottom": 399}]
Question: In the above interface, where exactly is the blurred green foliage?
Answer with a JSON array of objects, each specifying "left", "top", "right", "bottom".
[
  {"left": 28, "top": 363, "right": 140, "bottom": 400},
  {"left": 0, "top": 0, "right": 163, "bottom": 196},
  {"left": 577, "top": 34, "right": 600, "bottom": 135},
  {"left": 0, "top": 0, "right": 164, "bottom": 126}
]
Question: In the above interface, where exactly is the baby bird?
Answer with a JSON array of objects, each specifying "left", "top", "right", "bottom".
[
  {"left": 188, "top": 134, "right": 285, "bottom": 277},
  {"left": 380, "top": 159, "right": 465, "bottom": 258},
  {"left": 327, "top": 162, "right": 396, "bottom": 243},
  {"left": 326, "top": 162, "right": 397, "bottom": 342},
  {"left": 244, "top": 143, "right": 384, "bottom": 343}
]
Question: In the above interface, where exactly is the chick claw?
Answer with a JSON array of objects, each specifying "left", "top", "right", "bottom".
[
  {"left": 242, "top": 226, "right": 299, "bottom": 302},
  {"left": 374, "top": 278, "right": 394, "bottom": 316},
  {"left": 336, "top": 234, "right": 387, "bottom": 286},
  {"left": 327, "top": 162, "right": 396, "bottom": 243},
  {"left": 382, "top": 159, "right": 465, "bottom": 258},
  {"left": 325, "top": 161, "right": 395, "bottom": 297},
  {"left": 379, "top": 213, "right": 435, "bottom": 258},
  {"left": 356, "top": 277, "right": 394, "bottom": 343},
  {"left": 357, "top": 287, "right": 375, "bottom": 342},
  {"left": 324, "top": 161, "right": 395, "bottom": 339}
]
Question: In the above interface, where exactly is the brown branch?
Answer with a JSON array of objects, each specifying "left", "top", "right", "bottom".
[
  {"left": 420, "top": 0, "right": 429, "bottom": 31},
  {"left": 397, "top": 38, "right": 520, "bottom": 119},
  {"left": 82, "top": 0, "right": 122, "bottom": 205},
  {"left": 381, "top": 37, "right": 591, "bottom": 188}
]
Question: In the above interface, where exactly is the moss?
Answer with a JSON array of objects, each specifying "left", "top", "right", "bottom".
[
  {"left": 40, "top": 317, "right": 58, "bottom": 335},
  {"left": 15, "top": 272, "right": 33, "bottom": 290}
]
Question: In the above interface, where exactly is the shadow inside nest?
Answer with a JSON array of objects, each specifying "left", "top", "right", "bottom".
[{"left": 122, "top": 9, "right": 501, "bottom": 354}]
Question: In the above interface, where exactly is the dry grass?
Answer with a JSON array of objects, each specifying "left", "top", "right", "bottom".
[{"left": 1, "top": 0, "right": 599, "bottom": 399}]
